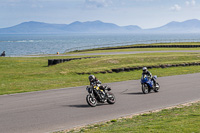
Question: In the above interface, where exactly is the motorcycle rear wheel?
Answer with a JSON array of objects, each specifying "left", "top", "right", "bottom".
[
  {"left": 107, "top": 92, "right": 116, "bottom": 104},
  {"left": 142, "top": 84, "right": 149, "bottom": 94},
  {"left": 86, "top": 94, "right": 97, "bottom": 107}
]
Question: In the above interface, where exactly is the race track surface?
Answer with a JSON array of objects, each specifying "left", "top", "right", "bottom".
[
  {"left": 67, "top": 50, "right": 200, "bottom": 56},
  {"left": 14, "top": 50, "right": 200, "bottom": 57},
  {"left": 0, "top": 73, "right": 200, "bottom": 133}
]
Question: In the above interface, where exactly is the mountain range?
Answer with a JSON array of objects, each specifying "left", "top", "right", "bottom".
[
  {"left": 147, "top": 19, "right": 200, "bottom": 33},
  {"left": 1, "top": 19, "right": 200, "bottom": 34}
]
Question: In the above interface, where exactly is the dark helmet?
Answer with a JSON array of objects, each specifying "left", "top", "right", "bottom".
[
  {"left": 143, "top": 67, "right": 147, "bottom": 72},
  {"left": 88, "top": 75, "right": 95, "bottom": 82}
]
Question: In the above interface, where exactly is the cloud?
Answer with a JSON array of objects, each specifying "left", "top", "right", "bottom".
[
  {"left": 186, "top": 0, "right": 196, "bottom": 6},
  {"left": 0, "top": 0, "right": 43, "bottom": 7},
  {"left": 186, "top": 1, "right": 190, "bottom": 6},
  {"left": 170, "top": 4, "right": 181, "bottom": 11},
  {"left": 85, "top": 0, "right": 112, "bottom": 9},
  {"left": 191, "top": 0, "right": 196, "bottom": 6}
]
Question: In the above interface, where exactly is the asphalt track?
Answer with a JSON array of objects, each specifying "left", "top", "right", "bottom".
[
  {"left": 13, "top": 50, "right": 200, "bottom": 57},
  {"left": 67, "top": 50, "right": 200, "bottom": 56},
  {"left": 0, "top": 73, "right": 200, "bottom": 133}
]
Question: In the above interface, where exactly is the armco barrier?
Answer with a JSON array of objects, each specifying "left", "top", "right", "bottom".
[
  {"left": 48, "top": 57, "right": 97, "bottom": 66},
  {"left": 69, "top": 44, "right": 200, "bottom": 52},
  {"left": 104, "top": 45, "right": 200, "bottom": 50}
]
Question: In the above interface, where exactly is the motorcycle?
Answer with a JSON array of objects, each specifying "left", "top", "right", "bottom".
[
  {"left": 141, "top": 74, "right": 160, "bottom": 94},
  {"left": 86, "top": 84, "right": 116, "bottom": 107}
]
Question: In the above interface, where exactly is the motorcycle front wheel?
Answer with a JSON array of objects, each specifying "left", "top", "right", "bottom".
[
  {"left": 86, "top": 94, "right": 97, "bottom": 107},
  {"left": 154, "top": 83, "right": 160, "bottom": 92},
  {"left": 142, "top": 84, "right": 149, "bottom": 94},
  {"left": 106, "top": 92, "right": 116, "bottom": 104}
]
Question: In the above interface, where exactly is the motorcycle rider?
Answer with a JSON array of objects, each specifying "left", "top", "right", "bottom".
[
  {"left": 142, "top": 67, "right": 156, "bottom": 87},
  {"left": 88, "top": 75, "right": 106, "bottom": 101},
  {"left": 89, "top": 75, "right": 101, "bottom": 86}
]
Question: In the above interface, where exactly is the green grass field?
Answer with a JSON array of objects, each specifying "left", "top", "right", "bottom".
[
  {"left": 1, "top": 42, "right": 200, "bottom": 133},
  {"left": 64, "top": 101, "right": 200, "bottom": 133},
  {"left": 0, "top": 43, "right": 200, "bottom": 95}
]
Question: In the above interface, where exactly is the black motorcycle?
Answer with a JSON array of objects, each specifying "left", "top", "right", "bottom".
[{"left": 86, "top": 84, "right": 116, "bottom": 107}]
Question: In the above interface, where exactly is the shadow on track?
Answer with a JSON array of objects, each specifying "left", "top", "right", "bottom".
[
  {"left": 66, "top": 103, "right": 110, "bottom": 108},
  {"left": 123, "top": 92, "right": 144, "bottom": 95},
  {"left": 67, "top": 104, "right": 90, "bottom": 108}
]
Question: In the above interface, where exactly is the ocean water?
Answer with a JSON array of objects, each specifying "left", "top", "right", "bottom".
[{"left": 0, "top": 33, "right": 200, "bottom": 56}]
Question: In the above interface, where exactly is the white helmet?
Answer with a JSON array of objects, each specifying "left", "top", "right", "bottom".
[{"left": 143, "top": 67, "right": 147, "bottom": 72}]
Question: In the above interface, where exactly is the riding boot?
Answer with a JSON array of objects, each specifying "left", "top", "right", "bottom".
[
  {"left": 152, "top": 79, "right": 156, "bottom": 89},
  {"left": 100, "top": 91, "right": 106, "bottom": 102}
]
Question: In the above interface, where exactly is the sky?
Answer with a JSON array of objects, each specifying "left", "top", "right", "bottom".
[{"left": 0, "top": 0, "right": 200, "bottom": 29}]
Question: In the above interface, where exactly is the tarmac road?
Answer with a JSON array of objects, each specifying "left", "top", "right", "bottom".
[
  {"left": 66, "top": 50, "right": 200, "bottom": 56},
  {"left": 0, "top": 73, "right": 200, "bottom": 133},
  {"left": 12, "top": 50, "right": 200, "bottom": 57}
]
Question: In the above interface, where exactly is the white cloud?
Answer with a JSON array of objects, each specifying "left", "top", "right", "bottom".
[
  {"left": 186, "top": 0, "right": 196, "bottom": 6},
  {"left": 85, "top": 0, "right": 112, "bottom": 9},
  {"left": 186, "top": 1, "right": 190, "bottom": 6},
  {"left": 170, "top": 4, "right": 181, "bottom": 11},
  {"left": 191, "top": 0, "right": 196, "bottom": 6}
]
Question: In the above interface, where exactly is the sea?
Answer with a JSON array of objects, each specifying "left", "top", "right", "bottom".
[{"left": 0, "top": 33, "right": 200, "bottom": 56}]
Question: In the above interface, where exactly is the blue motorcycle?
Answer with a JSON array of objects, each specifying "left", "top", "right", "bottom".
[{"left": 141, "top": 74, "right": 160, "bottom": 94}]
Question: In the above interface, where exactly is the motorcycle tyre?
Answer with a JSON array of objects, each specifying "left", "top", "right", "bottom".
[
  {"left": 154, "top": 83, "right": 160, "bottom": 92},
  {"left": 86, "top": 94, "right": 97, "bottom": 107},
  {"left": 142, "top": 84, "right": 149, "bottom": 94},
  {"left": 107, "top": 92, "right": 116, "bottom": 104}
]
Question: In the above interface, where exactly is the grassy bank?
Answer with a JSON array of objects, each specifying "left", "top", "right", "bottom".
[
  {"left": 66, "top": 42, "right": 200, "bottom": 54},
  {"left": 0, "top": 43, "right": 200, "bottom": 95},
  {"left": 64, "top": 101, "right": 200, "bottom": 133}
]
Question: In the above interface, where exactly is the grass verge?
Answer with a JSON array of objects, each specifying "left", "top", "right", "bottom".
[
  {"left": 0, "top": 43, "right": 200, "bottom": 95},
  {"left": 66, "top": 42, "right": 200, "bottom": 54},
  {"left": 59, "top": 101, "right": 200, "bottom": 133}
]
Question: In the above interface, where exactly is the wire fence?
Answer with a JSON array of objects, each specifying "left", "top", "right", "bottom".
[{"left": 64, "top": 39, "right": 200, "bottom": 53}]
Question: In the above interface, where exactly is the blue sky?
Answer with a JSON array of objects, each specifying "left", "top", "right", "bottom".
[{"left": 0, "top": 0, "right": 200, "bottom": 29}]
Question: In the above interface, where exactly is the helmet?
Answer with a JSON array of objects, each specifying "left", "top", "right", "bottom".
[
  {"left": 143, "top": 67, "right": 147, "bottom": 72},
  {"left": 88, "top": 75, "right": 95, "bottom": 82}
]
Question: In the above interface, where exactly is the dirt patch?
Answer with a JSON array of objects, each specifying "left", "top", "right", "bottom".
[{"left": 106, "top": 59, "right": 119, "bottom": 64}]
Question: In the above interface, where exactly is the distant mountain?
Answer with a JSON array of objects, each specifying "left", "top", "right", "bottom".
[
  {"left": 66, "top": 20, "right": 119, "bottom": 32},
  {"left": 0, "top": 20, "right": 142, "bottom": 34},
  {"left": 0, "top": 21, "right": 67, "bottom": 34},
  {"left": 1, "top": 19, "right": 200, "bottom": 34},
  {"left": 148, "top": 19, "right": 200, "bottom": 33}
]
